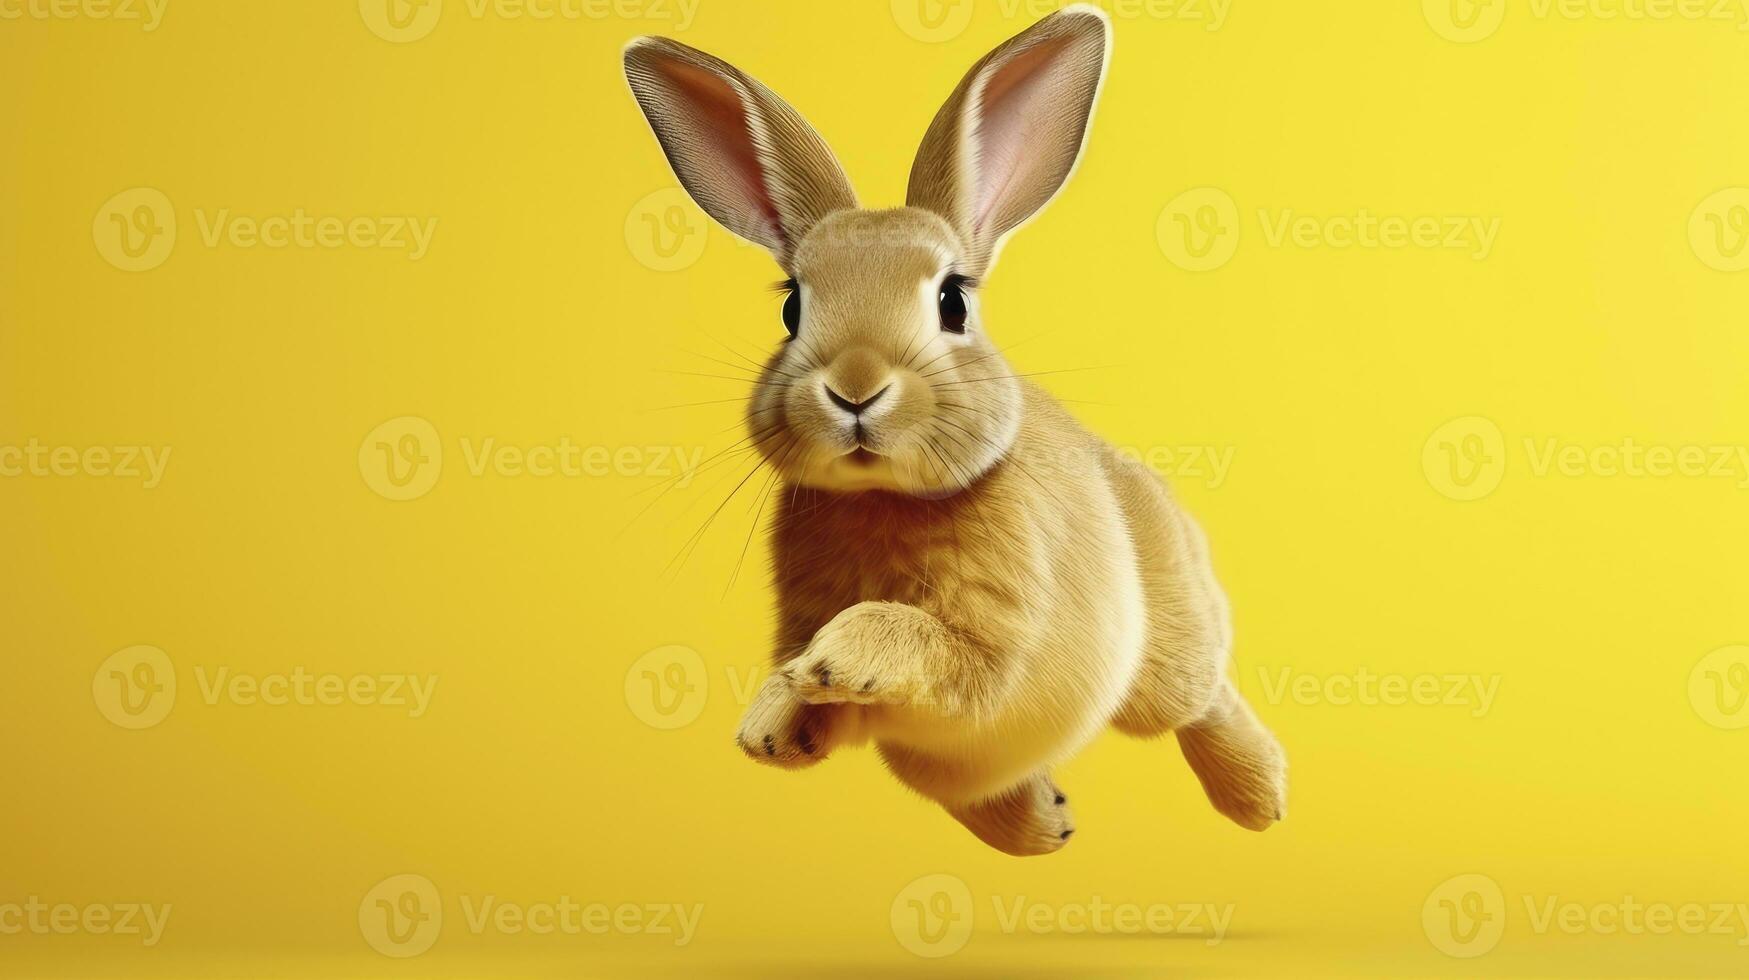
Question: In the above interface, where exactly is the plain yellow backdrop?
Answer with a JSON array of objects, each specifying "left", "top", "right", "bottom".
[{"left": 4, "top": 0, "right": 1749, "bottom": 976}]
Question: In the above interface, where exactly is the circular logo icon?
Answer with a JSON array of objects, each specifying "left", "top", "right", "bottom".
[
  {"left": 359, "top": 874, "right": 442, "bottom": 958},
  {"left": 1688, "top": 188, "right": 1749, "bottom": 273},
  {"left": 93, "top": 645, "right": 177, "bottom": 730},
  {"left": 625, "top": 645, "right": 709, "bottom": 730},
  {"left": 359, "top": 0, "right": 442, "bottom": 42},
  {"left": 359, "top": 416, "right": 442, "bottom": 502},
  {"left": 1422, "top": 873, "right": 1505, "bottom": 958},
  {"left": 1689, "top": 645, "right": 1749, "bottom": 730},
  {"left": 891, "top": 0, "right": 975, "bottom": 43},
  {"left": 625, "top": 188, "right": 709, "bottom": 272},
  {"left": 890, "top": 873, "right": 973, "bottom": 959},
  {"left": 94, "top": 188, "right": 177, "bottom": 273},
  {"left": 1422, "top": 416, "right": 1506, "bottom": 501},
  {"left": 1158, "top": 188, "right": 1240, "bottom": 272},
  {"left": 1423, "top": 0, "right": 1505, "bottom": 43}
]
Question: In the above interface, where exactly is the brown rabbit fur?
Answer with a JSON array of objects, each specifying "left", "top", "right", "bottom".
[{"left": 626, "top": 5, "right": 1286, "bottom": 856}]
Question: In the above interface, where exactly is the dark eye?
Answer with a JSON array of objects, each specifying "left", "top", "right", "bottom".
[
  {"left": 780, "top": 281, "right": 801, "bottom": 337},
  {"left": 938, "top": 275, "right": 970, "bottom": 334}
]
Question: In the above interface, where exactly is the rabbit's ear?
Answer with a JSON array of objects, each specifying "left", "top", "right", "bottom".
[
  {"left": 624, "top": 37, "right": 857, "bottom": 270},
  {"left": 907, "top": 5, "right": 1111, "bottom": 276}
]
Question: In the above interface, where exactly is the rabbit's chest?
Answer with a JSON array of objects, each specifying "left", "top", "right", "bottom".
[
  {"left": 826, "top": 522, "right": 970, "bottom": 607},
  {"left": 775, "top": 494, "right": 1016, "bottom": 620}
]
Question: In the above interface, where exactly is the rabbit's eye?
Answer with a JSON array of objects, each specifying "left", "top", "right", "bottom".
[
  {"left": 780, "top": 283, "right": 802, "bottom": 337},
  {"left": 939, "top": 275, "right": 970, "bottom": 334}
]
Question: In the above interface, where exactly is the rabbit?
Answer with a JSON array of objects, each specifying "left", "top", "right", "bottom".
[{"left": 624, "top": 4, "right": 1286, "bottom": 856}]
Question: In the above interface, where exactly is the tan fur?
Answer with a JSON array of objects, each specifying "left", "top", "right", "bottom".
[{"left": 630, "top": 5, "right": 1286, "bottom": 856}]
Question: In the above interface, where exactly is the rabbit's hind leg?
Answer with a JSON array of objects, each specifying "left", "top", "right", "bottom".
[
  {"left": 1176, "top": 679, "right": 1286, "bottom": 831},
  {"left": 1098, "top": 444, "right": 1230, "bottom": 737},
  {"left": 945, "top": 771, "right": 1075, "bottom": 857}
]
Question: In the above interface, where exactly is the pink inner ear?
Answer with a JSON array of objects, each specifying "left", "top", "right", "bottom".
[
  {"left": 661, "top": 60, "right": 785, "bottom": 246},
  {"left": 973, "top": 36, "right": 1073, "bottom": 231}
]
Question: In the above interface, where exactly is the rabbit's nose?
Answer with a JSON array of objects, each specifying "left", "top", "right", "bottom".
[
  {"left": 824, "top": 383, "right": 890, "bottom": 417},
  {"left": 821, "top": 347, "right": 894, "bottom": 416}
]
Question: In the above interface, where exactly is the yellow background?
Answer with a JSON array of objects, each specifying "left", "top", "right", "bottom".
[{"left": 4, "top": 0, "right": 1748, "bottom": 976}]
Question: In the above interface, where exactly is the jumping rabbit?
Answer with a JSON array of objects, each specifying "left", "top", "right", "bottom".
[{"left": 624, "top": 4, "right": 1286, "bottom": 856}]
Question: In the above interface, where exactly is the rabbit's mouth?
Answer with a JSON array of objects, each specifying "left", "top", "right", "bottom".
[{"left": 845, "top": 447, "right": 882, "bottom": 466}]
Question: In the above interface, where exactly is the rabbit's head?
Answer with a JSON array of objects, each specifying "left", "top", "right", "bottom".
[{"left": 626, "top": 6, "right": 1110, "bottom": 497}]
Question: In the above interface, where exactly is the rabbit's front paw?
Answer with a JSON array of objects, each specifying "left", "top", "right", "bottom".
[
  {"left": 736, "top": 675, "right": 831, "bottom": 769},
  {"left": 783, "top": 603, "right": 957, "bottom": 712}
]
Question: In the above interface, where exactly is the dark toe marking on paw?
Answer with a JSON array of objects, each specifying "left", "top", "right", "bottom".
[
  {"left": 1054, "top": 794, "right": 1066, "bottom": 806},
  {"left": 798, "top": 729, "right": 816, "bottom": 755},
  {"left": 1059, "top": 829, "right": 1074, "bottom": 840},
  {"left": 861, "top": 679, "right": 875, "bottom": 693},
  {"left": 816, "top": 667, "right": 831, "bottom": 687},
  {"left": 762, "top": 735, "right": 775, "bottom": 756}
]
